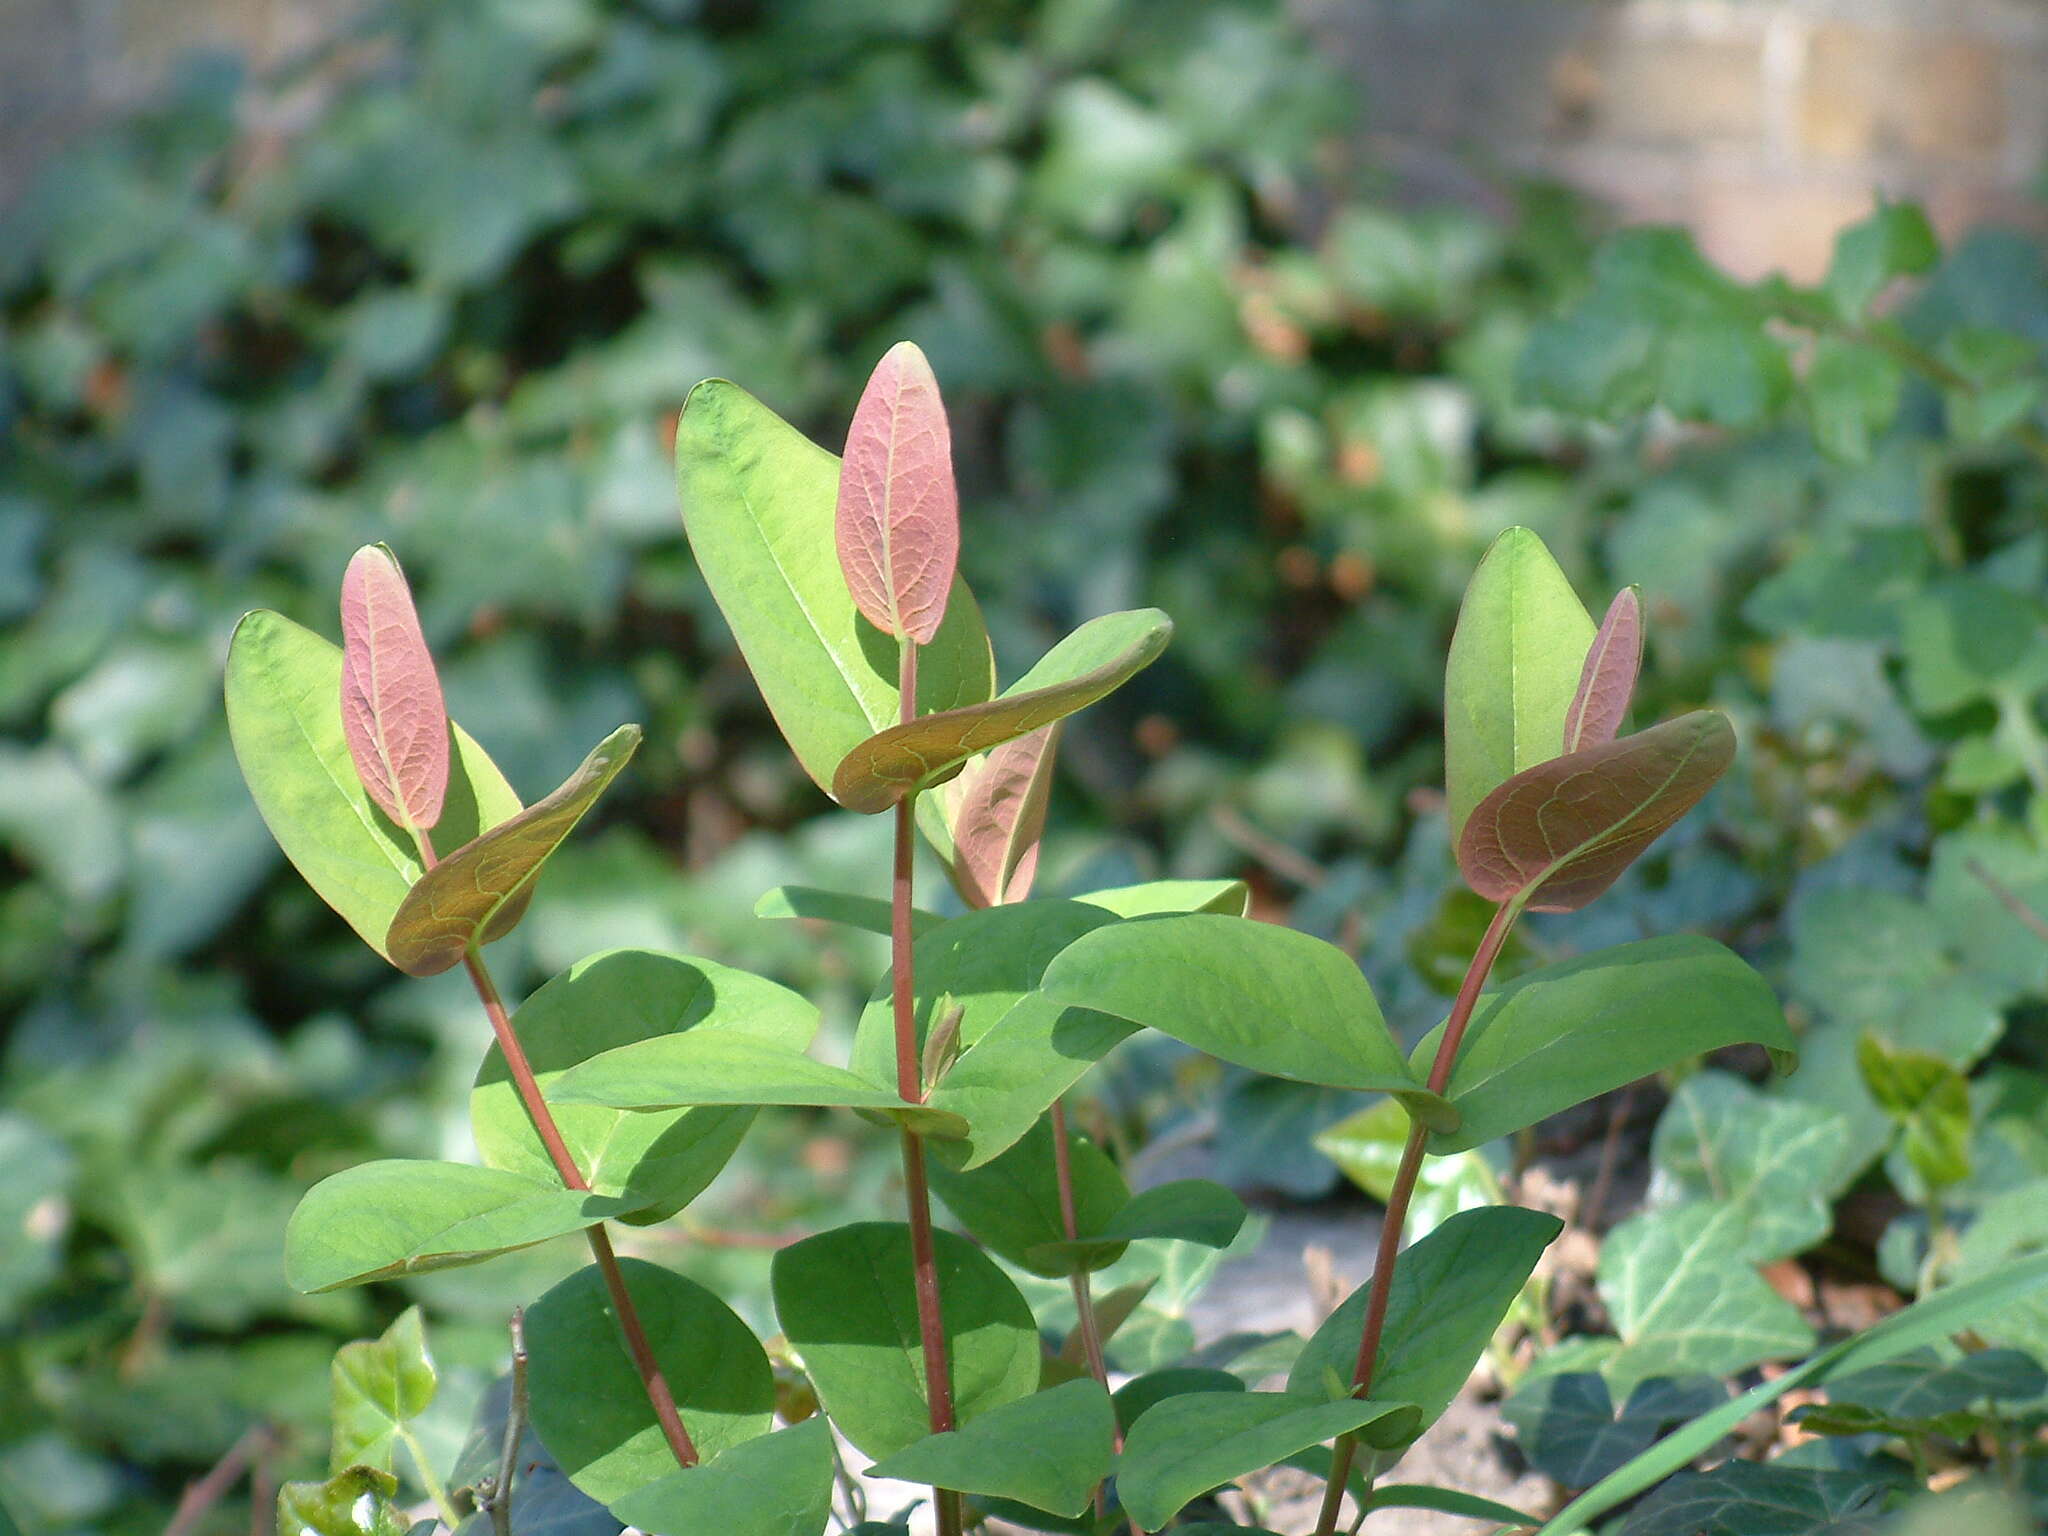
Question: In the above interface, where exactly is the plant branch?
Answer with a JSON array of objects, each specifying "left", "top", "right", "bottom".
[
  {"left": 164, "top": 1423, "right": 274, "bottom": 1536},
  {"left": 1312, "top": 898, "right": 1521, "bottom": 1536},
  {"left": 486, "top": 1308, "right": 529, "bottom": 1536},
  {"left": 1050, "top": 1097, "right": 1116, "bottom": 1520},
  {"left": 1967, "top": 856, "right": 2048, "bottom": 946}
]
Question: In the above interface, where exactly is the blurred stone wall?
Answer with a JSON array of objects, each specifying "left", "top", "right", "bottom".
[{"left": 1298, "top": 0, "right": 2048, "bottom": 278}]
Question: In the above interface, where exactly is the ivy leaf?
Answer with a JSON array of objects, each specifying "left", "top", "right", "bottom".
[
  {"left": 225, "top": 611, "right": 522, "bottom": 960},
  {"left": 673, "top": 379, "right": 994, "bottom": 797},
  {"left": 865, "top": 1380, "right": 1115, "bottom": 1520},
  {"left": 276, "top": 1467, "right": 409, "bottom": 1536},
  {"left": 1501, "top": 1373, "right": 1725, "bottom": 1489},
  {"left": 836, "top": 341, "right": 959, "bottom": 645},
  {"left": 771, "top": 1221, "right": 1040, "bottom": 1460},
  {"left": 1620, "top": 1462, "right": 1895, "bottom": 1536},
  {"left": 1820, "top": 1348, "right": 2047, "bottom": 1423},
  {"left": 1857, "top": 1034, "right": 1973, "bottom": 1189},
  {"left": 1562, "top": 587, "right": 1642, "bottom": 753},
  {"left": 943, "top": 724, "right": 1060, "bottom": 909},
  {"left": 330, "top": 1307, "right": 439, "bottom": 1477},
  {"left": 1650, "top": 1073, "right": 1847, "bottom": 1263},
  {"left": 339, "top": 544, "right": 449, "bottom": 835},
  {"left": 283, "top": 1161, "right": 628, "bottom": 1292},
  {"left": 525, "top": 1258, "right": 773, "bottom": 1507},
  {"left": 1442, "top": 526, "right": 1595, "bottom": 843},
  {"left": 385, "top": 724, "right": 639, "bottom": 976},
  {"left": 1457, "top": 709, "right": 1735, "bottom": 912},
  {"left": 832, "top": 609, "right": 1171, "bottom": 813},
  {"left": 610, "top": 1417, "right": 835, "bottom": 1536}
]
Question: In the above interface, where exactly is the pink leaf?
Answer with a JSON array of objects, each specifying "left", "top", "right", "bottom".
[
  {"left": 835, "top": 341, "right": 959, "bottom": 644},
  {"left": 1561, "top": 587, "right": 1643, "bottom": 753},
  {"left": 340, "top": 545, "right": 449, "bottom": 833},
  {"left": 1458, "top": 710, "right": 1734, "bottom": 913},
  {"left": 948, "top": 724, "right": 1061, "bottom": 909}
]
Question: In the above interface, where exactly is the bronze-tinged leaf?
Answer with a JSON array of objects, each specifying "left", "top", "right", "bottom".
[
  {"left": 945, "top": 724, "right": 1060, "bottom": 909},
  {"left": 1562, "top": 587, "right": 1643, "bottom": 753},
  {"left": 1458, "top": 710, "right": 1735, "bottom": 913},
  {"left": 340, "top": 545, "right": 449, "bottom": 832},
  {"left": 835, "top": 341, "right": 959, "bottom": 645},
  {"left": 386, "top": 725, "right": 641, "bottom": 976}
]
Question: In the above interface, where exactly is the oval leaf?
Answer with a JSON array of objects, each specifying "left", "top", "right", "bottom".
[
  {"left": 525, "top": 1258, "right": 774, "bottom": 1507},
  {"left": 836, "top": 341, "right": 959, "bottom": 645},
  {"left": 1411, "top": 937, "right": 1797, "bottom": 1154},
  {"left": 865, "top": 1380, "right": 1115, "bottom": 1520},
  {"left": 771, "top": 1221, "right": 1041, "bottom": 1460},
  {"left": 611, "top": 1417, "right": 835, "bottom": 1536},
  {"left": 225, "top": 611, "right": 522, "bottom": 959},
  {"left": 1457, "top": 709, "right": 1735, "bottom": 913},
  {"left": 1118, "top": 1391, "right": 1420, "bottom": 1532},
  {"left": 1562, "top": 586, "right": 1642, "bottom": 753},
  {"left": 675, "top": 379, "right": 994, "bottom": 795},
  {"left": 1024, "top": 1180, "right": 1248, "bottom": 1274},
  {"left": 944, "top": 723, "right": 1060, "bottom": 909},
  {"left": 832, "top": 609, "right": 1171, "bottom": 814},
  {"left": 472, "top": 949, "right": 819, "bottom": 1224},
  {"left": 1443, "top": 527, "right": 1596, "bottom": 844},
  {"left": 547, "top": 1028, "right": 966, "bottom": 1139},
  {"left": 1035, "top": 913, "right": 1449, "bottom": 1125},
  {"left": 927, "top": 1117, "right": 1130, "bottom": 1278},
  {"left": 386, "top": 724, "right": 640, "bottom": 976},
  {"left": 284, "top": 1160, "right": 627, "bottom": 1292},
  {"left": 339, "top": 545, "right": 449, "bottom": 834}
]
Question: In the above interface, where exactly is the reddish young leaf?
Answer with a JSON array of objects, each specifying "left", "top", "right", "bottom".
[
  {"left": 1458, "top": 710, "right": 1735, "bottom": 913},
  {"left": 340, "top": 545, "right": 449, "bottom": 833},
  {"left": 947, "top": 724, "right": 1061, "bottom": 909},
  {"left": 834, "top": 341, "right": 959, "bottom": 644},
  {"left": 1561, "top": 587, "right": 1643, "bottom": 754}
]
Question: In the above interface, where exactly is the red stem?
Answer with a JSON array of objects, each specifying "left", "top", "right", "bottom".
[{"left": 1312, "top": 899, "right": 1520, "bottom": 1536}]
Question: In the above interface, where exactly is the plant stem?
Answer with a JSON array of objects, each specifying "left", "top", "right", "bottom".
[
  {"left": 164, "top": 1424, "right": 274, "bottom": 1536},
  {"left": 890, "top": 639, "right": 963, "bottom": 1536},
  {"left": 1312, "top": 900, "right": 1521, "bottom": 1536},
  {"left": 488, "top": 1307, "right": 529, "bottom": 1536},
  {"left": 460, "top": 944, "right": 699, "bottom": 1470},
  {"left": 1051, "top": 1098, "right": 1116, "bottom": 1521}
]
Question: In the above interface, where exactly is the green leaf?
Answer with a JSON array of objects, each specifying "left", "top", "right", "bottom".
[
  {"left": 1821, "top": 1347, "right": 2047, "bottom": 1422},
  {"left": 472, "top": 949, "right": 819, "bottom": 1223},
  {"left": 1501, "top": 1373, "right": 1725, "bottom": 1489},
  {"left": 754, "top": 885, "right": 941, "bottom": 938},
  {"left": 330, "top": 1307, "right": 438, "bottom": 1477},
  {"left": 673, "top": 379, "right": 994, "bottom": 797},
  {"left": 276, "top": 1467, "right": 409, "bottom": 1536},
  {"left": 224, "top": 611, "right": 522, "bottom": 960},
  {"left": 1074, "top": 879, "right": 1251, "bottom": 919},
  {"left": 525, "top": 1258, "right": 773, "bottom": 1507},
  {"left": 1533, "top": 1249, "right": 2048, "bottom": 1534},
  {"left": 1857, "top": 1034, "right": 1973, "bottom": 1189},
  {"left": 1442, "top": 526, "right": 1595, "bottom": 843},
  {"left": 1037, "top": 913, "right": 1446, "bottom": 1122},
  {"left": 0, "top": 1114, "right": 72, "bottom": 1311},
  {"left": 1825, "top": 202, "right": 1939, "bottom": 320},
  {"left": 1116, "top": 1391, "right": 1418, "bottom": 1531},
  {"left": 1900, "top": 577, "right": 2048, "bottom": 715},
  {"left": 1650, "top": 1072, "right": 1847, "bottom": 1263},
  {"left": 832, "top": 608, "right": 1172, "bottom": 813},
  {"left": 1025, "top": 1181, "right": 1247, "bottom": 1274},
  {"left": 1804, "top": 338, "right": 1904, "bottom": 463},
  {"left": 1290, "top": 1206, "right": 1561, "bottom": 1441},
  {"left": 1414, "top": 937, "right": 1795, "bottom": 1154},
  {"left": 1458, "top": 710, "right": 1735, "bottom": 912},
  {"left": 926, "top": 1117, "right": 1130, "bottom": 1278},
  {"left": 609, "top": 1417, "right": 835, "bottom": 1536},
  {"left": 1315, "top": 1098, "right": 1503, "bottom": 1244},
  {"left": 866, "top": 1380, "right": 1115, "bottom": 1519},
  {"left": 547, "top": 1027, "right": 964, "bottom": 1138},
  {"left": 1621, "top": 1462, "right": 1895, "bottom": 1535},
  {"left": 1112, "top": 1367, "right": 1244, "bottom": 1432},
  {"left": 283, "top": 1160, "right": 626, "bottom": 1292},
  {"left": 836, "top": 341, "right": 959, "bottom": 644},
  {"left": 771, "top": 1221, "right": 1040, "bottom": 1460},
  {"left": 386, "top": 724, "right": 640, "bottom": 976},
  {"left": 1362, "top": 1484, "right": 1544, "bottom": 1527}
]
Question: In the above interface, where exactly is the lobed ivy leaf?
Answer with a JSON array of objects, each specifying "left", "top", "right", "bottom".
[
  {"left": 224, "top": 611, "right": 522, "bottom": 960},
  {"left": 1457, "top": 709, "right": 1735, "bottom": 912},
  {"left": 1620, "top": 1462, "right": 1896, "bottom": 1536},
  {"left": 609, "top": 1417, "right": 835, "bottom": 1536},
  {"left": 385, "top": 724, "right": 639, "bottom": 976},
  {"left": 1562, "top": 587, "right": 1642, "bottom": 753},
  {"left": 771, "top": 1221, "right": 1041, "bottom": 1460},
  {"left": 1649, "top": 1072, "right": 1846, "bottom": 1264},
  {"left": 943, "top": 723, "right": 1060, "bottom": 909},
  {"left": 1819, "top": 1347, "right": 2048, "bottom": 1423},
  {"left": 1501, "top": 1372, "right": 1725, "bottom": 1489},
  {"left": 833, "top": 609, "right": 1170, "bottom": 813},
  {"left": 1857, "top": 1034, "right": 1973, "bottom": 1189},
  {"left": 866, "top": 1380, "right": 1115, "bottom": 1520},
  {"left": 276, "top": 1467, "right": 409, "bottom": 1536},
  {"left": 674, "top": 379, "right": 995, "bottom": 797},
  {"left": 525, "top": 1258, "right": 773, "bottom": 1508},
  {"left": 284, "top": 1161, "right": 629, "bottom": 1293},
  {"left": 330, "top": 1306, "right": 438, "bottom": 1478},
  {"left": 339, "top": 544, "right": 448, "bottom": 835},
  {"left": 1442, "top": 526, "right": 1595, "bottom": 844},
  {"left": 835, "top": 341, "right": 959, "bottom": 645}
]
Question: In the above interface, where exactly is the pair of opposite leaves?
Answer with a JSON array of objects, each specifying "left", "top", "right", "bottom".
[{"left": 1443, "top": 530, "right": 1735, "bottom": 914}]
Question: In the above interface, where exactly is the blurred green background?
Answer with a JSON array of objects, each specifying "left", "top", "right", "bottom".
[{"left": 4, "top": 0, "right": 2048, "bottom": 1529}]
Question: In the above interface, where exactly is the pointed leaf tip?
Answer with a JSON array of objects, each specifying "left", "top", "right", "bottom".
[
  {"left": 946, "top": 723, "right": 1060, "bottom": 908},
  {"left": 1562, "top": 587, "right": 1644, "bottom": 753},
  {"left": 836, "top": 341, "right": 959, "bottom": 645},
  {"left": 340, "top": 545, "right": 449, "bottom": 833}
]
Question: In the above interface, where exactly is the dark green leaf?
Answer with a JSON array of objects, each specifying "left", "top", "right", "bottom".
[
  {"left": 866, "top": 1380, "right": 1115, "bottom": 1519},
  {"left": 1501, "top": 1373, "right": 1724, "bottom": 1488},
  {"left": 609, "top": 1417, "right": 834, "bottom": 1536},
  {"left": 927, "top": 1117, "right": 1129, "bottom": 1278},
  {"left": 753, "top": 885, "right": 940, "bottom": 939}
]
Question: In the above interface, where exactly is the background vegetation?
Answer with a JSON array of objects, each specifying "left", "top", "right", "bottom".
[{"left": 4, "top": 0, "right": 2048, "bottom": 1530}]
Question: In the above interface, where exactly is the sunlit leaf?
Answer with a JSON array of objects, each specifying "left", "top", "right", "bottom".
[
  {"left": 866, "top": 1380, "right": 1115, "bottom": 1520},
  {"left": 330, "top": 1307, "right": 438, "bottom": 1477},
  {"left": 339, "top": 545, "right": 448, "bottom": 835},
  {"left": 611, "top": 1418, "right": 835, "bottom": 1536},
  {"left": 1857, "top": 1034, "right": 1973, "bottom": 1189},
  {"left": 836, "top": 341, "right": 959, "bottom": 645},
  {"left": 1562, "top": 587, "right": 1641, "bottom": 752}
]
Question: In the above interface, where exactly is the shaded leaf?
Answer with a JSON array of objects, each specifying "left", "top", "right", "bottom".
[
  {"left": 866, "top": 1380, "right": 1114, "bottom": 1520},
  {"left": 1501, "top": 1373, "right": 1725, "bottom": 1488},
  {"left": 836, "top": 341, "right": 959, "bottom": 645},
  {"left": 927, "top": 1117, "right": 1130, "bottom": 1278},
  {"left": 1457, "top": 710, "right": 1735, "bottom": 912},
  {"left": 1621, "top": 1462, "right": 1894, "bottom": 1536},
  {"left": 753, "top": 885, "right": 940, "bottom": 939},
  {"left": 339, "top": 545, "right": 449, "bottom": 834},
  {"left": 1562, "top": 587, "right": 1641, "bottom": 752},
  {"left": 1025, "top": 1181, "right": 1247, "bottom": 1274},
  {"left": 610, "top": 1417, "right": 834, "bottom": 1536},
  {"left": 944, "top": 724, "right": 1060, "bottom": 908},
  {"left": 1650, "top": 1073, "right": 1846, "bottom": 1263},
  {"left": 1822, "top": 1348, "right": 2047, "bottom": 1422},
  {"left": 386, "top": 725, "right": 639, "bottom": 976}
]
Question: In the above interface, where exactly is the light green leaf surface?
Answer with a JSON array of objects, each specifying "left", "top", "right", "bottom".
[
  {"left": 866, "top": 1380, "right": 1115, "bottom": 1519},
  {"left": 753, "top": 884, "right": 940, "bottom": 939},
  {"left": 1650, "top": 1071, "right": 1848, "bottom": 1263},
  {"left": 1074, "top": 878, "right": 1251, "bottom": 918},
  {"left": 609, "top": 1417, "right": 835, "bottom": 1536},
  {"left": 329, "top": 1307, "right": 438, "bottom": 1476}
]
